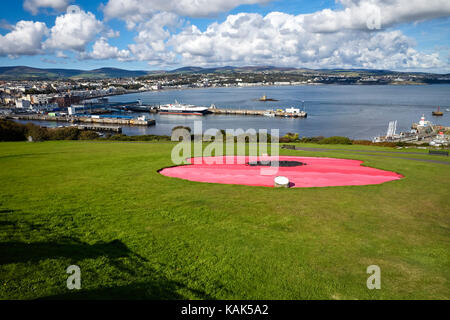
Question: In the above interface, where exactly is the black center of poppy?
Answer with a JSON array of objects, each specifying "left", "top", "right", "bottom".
[{"left": 246, "top": 161, "right": 305, "bottom": 167}]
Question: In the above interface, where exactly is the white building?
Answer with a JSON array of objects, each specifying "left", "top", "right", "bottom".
[
  {"left": 418, "top": 115, "right": 431, "bottom": 128},
  {"left": 68, "top": 105, "right": 87, "bottom": 115},
  {"left": 15, "top": 99, "right": 31, "bottom": 109},
  {"left": 32, "top": 95, "right": 49, "bottom": 105}
]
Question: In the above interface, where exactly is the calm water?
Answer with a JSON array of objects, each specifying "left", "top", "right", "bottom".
[{"left": 23, "top": 85, "right": 450, "bottom": 139}]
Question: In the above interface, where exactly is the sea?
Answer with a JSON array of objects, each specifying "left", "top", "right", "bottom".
[{"left": 19, "top": 84, "right": 450, "bottom": 140}]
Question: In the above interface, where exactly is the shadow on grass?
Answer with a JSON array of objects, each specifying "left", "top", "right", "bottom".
[
  {"left": 0, "top": 221, "right": 16, "bottom": 227},
  {"left": 0, "top": 217, "right": 215, "bottom": 300},
  {"left": 0, "top": 209, "right": 16, "bottom": 214},
  {"left": 0, "top": 210, "right": 139, "bottom": 265},
  {"left": 0, "top": 238, "right": 145, "bottom": 265},
  {"left": 41, "top": 279, "right": 212, "bottom": 300}
]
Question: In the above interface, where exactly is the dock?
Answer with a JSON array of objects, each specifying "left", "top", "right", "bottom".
[
  {"left": 412, "top": 123, "right": 449, "bottom": 132},
  {"left": 6, "top": 114, "right": 156, "bottom": 126},
  {"left": 373, "top": 116, "right": 449, "bottom": 145},
  {"left": 208, "top": 108, "right": 307, "bottom": 118}
]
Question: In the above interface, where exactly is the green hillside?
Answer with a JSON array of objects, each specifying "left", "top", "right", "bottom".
[
  {"left": 0, "top": 66, "right": 149, "bottom": 80},
  {"left": 0, "top": 141, "right": 448, "bottom": 300}
]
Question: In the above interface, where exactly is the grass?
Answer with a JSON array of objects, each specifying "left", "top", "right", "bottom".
[
  {"left": 282, "top": 143, "right": 450, "bottom": 163},
  {"left": 0, "top": 141, "right": 449, "bottom": 300}
]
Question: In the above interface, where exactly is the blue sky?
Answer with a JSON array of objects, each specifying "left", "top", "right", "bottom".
[{"left": 0, "top": 0, "right": 449, "bottom": 72}]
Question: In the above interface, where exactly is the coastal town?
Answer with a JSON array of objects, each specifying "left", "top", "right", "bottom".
[
  {"left": 1, "top": 67, "right": 450, "bottom": 111},
  {"left": 0, "top": 67, "right": 449, "bottom": 146}
]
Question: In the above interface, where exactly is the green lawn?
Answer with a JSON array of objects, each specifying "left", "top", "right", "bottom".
[{"left": 0, "top": 141, "right": 449, "bottom": 300}]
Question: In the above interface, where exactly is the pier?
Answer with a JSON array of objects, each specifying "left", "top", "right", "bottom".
[
  {"left": 5, "top": 114, "right": 156, "bottom": 126},
  {"left": 208, "top": 108, "right": 307, "bottom": 118}
]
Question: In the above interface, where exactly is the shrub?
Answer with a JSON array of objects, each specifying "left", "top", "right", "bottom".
[
  {"left": 25, "top": 123, "right": 49, "bottom": 142},
  {"left": 353, "top": 140, "right": 421, "bottom": 148},
  {"left": 317, "top": 136, "right": 352, "bottom": 145},
  {"left": 299, "top": 136, "right": 325, "bottom": 143},
  {"left": 172, "top": 126, "right": 191, "bottom": 133},
  {"left": 279, "top": 137, "right": 292, "bottom": 143},
  {"left": 280, "top": 133, "right": 299, "bottom": 143},
  {"left": 132, "top": 135, "right": 171, "bottom": 141},
  {"left": 352, "top": 140, "right": 373, "bottom": 146},
  {"left": 108, "top": 134, "right": 130, "bottom": 141},
  {"left": 48, "top": 127, "right": 80, "bottom": 140},
  {"left": 79, "top": 131, "right": 99, "bottom": 140},
  {"left": 0, "top": 120, "right": 26, "bottom": 141}
]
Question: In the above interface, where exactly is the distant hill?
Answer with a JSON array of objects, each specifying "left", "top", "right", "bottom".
[
  {"left": 0, "top": 66, "right": 150, "bottom": 80},
  {"left": 166, "top": 66, "right": 420, "bottom": 76},
  {"left": 169, "top": 66, "right": 301, "bottom": 74},
  {"left": 0, "top": 65, "right": 441, "bottom": 80},
  {"left": 73, "top": 68, "right": 150, "bottom": 79},
  {"left": 170, "top": 66, "right": 206, "bottom": 73}
]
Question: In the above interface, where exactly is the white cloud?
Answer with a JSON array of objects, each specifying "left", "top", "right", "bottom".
[
  {"left": 168, "top": 12, "right": 445, "bottom": 71},
  {"left": 103, "top": 0, "right": 270, "bottom": 27},
  {"left": 44, "top": 5, "right": 103, "bottom": 52},
  {"left": 80, "top": 37, "right": 132, "bottom": 61},
  {"left": 105, "top": 29, "right": 120, "bottom": 38},
  {"left": 24, "top": 0, "right": 72, "bottom": 15},
  {"left": 1, "top": 0, "right": 447, "bottom": 71},
  {"left": 0, "top": 20, "right": 48, "bottom": 57},
  {"left": 55, "top": 50, "right": 68, "bottom": 58},
  {"left": 127, "top": 12, "right": 180, "bottom": 65},
  {"left": 305, "top": 0, "right": 450, "bottom": 33}
]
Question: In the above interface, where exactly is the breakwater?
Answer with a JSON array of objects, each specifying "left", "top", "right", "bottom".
[
  {"left": 208, "top": 108, "right": 307, "bottom": 118},
  {"left": 5, "top": 115, "right": 155, "bottom": 126}
]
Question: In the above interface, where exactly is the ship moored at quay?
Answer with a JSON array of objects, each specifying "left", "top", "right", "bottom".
[
  {"left": 128, "top": 99, "right": 308, "bottom": 118},
  {"left": 80, "top": 98, "right": 308, "bottom": 118},
  {"left": 159, "top": 101, "right": 210, "bottom": 115},
  {"left": 152, "top": 100, "right": 308, "bottom": 118}
]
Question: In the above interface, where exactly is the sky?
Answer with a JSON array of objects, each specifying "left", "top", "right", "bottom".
[{"left": 0, "top": 0, "right": 449, "bottom": 73}]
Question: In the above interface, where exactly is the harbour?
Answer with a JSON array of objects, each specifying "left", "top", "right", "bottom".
[
  {"left": 82, "top": 85, "right": 450, "bottom": 139},
  {"left": 4, "top": 85, "right": 450, "bottom": 139}
]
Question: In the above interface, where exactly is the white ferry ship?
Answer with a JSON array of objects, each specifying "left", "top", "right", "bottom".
[{"left": 159, "top": 101, "right": 209, "bottom": 115}]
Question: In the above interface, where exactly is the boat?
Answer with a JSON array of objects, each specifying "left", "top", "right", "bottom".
[
  {"left": 285, "top": 107, "right": 307, "bottom": 118},
  {"left": 430, "top": 132, "right": 449, "bottom": 147},
  {"left": 263, "top": 110, "right": 275, "bottom": 117},
  {"left": 159, "top": 101, "right": 209, "bottom": 115},
  {"left": 432, "top": 106, "right": 443, "bottom": 116},
  {"left": 446, "top": 109, "right": 450, "bottom": 112},
  {"left": 259, "top": 95, "right": 278, "bottom": 102}
]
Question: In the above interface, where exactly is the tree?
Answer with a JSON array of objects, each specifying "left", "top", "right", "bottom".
[
  {"left": 0, "top": 120, "right": 26, "bottom": 141},
  {"left": 25, "top": 123, "right": 49, "bottom": 142},
  {"left": 79, "top": 131, "right": 99, "bottom": 140}
]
